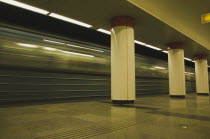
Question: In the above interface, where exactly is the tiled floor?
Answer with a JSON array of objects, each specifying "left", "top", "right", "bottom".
[{"left": 0, "top": 94, "right": 210, "bottom": 139}]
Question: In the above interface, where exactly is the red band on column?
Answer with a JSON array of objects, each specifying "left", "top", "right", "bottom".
[
  {"left": 111, "top": 16, "right": 134, "bottom": 28},
  {"left": 167, "top": 42, "right": 184, "bottom": 49},
  {"left": 194, "top": 54, "right": 208, "bottom": 60}
]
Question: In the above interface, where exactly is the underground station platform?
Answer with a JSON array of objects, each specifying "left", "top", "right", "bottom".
[{"left": 1, "top": 0, "right": 210, "bottom": 138}]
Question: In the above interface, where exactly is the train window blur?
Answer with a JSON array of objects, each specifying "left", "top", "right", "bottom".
[{"left": 0, "top": 27, "right": 197, "bottom": 102}]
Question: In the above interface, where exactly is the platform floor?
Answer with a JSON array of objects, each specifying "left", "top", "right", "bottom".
[{"left": 0, "top": 94, "right": 210, "bottom": 139}]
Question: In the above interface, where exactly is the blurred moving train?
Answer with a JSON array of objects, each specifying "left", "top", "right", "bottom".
[{"left": 0, "top": 27, "right": 197, "bottom": 103}]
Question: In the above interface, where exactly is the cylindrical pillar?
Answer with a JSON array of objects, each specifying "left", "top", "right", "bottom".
[
  {"left": 111, "top": 16, "right": 135, "bottom": 104},
  {"left": 168, "top": 42, "right": 186, "bottom": 97},
  {"left": 195, "top": 55, "right": 209, "bottom": 95}
]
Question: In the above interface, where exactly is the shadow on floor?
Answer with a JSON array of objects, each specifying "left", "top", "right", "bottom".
[
  {"left": 148, "top": 111, "right": 210, "bottom": 122},
  {"left": 100, "top": 100, "right": 160, "bottom": 110}
]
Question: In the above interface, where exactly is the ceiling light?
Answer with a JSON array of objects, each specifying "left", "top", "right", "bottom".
[
  {"left": 184, "top": 58, "right": 193, "bottom": 61},
  {"left": 43, "top": 47, "right": 57, "bottom": 51},
  {"left": 59, "top": 50, "right": 94, "bottom": 57},
  {"left": 144, "top": 44, "right": 162, "bottom": 51},
  {"left": 49, "top": 13, "right": 92, "bottom": 28},
  {"left": 17, "top": 43, "right": 38, "bottom": 48},
  {"left": 162, "top": 51, "right": 168, "bottom": 54},
  {"left": 134, "top": 40, "right": 146, "bottom": 45},
  {"left": 134, "top": 40, "right": 162, "bottom": 51},
  {"left": 154, "top": 66, "right": 165, "bottom": 69},
  {"left": 0, "top": 0, "right": 49, "bottom": 15},
  {"left": 97, "top": 28, "right": 111, "bottom": 35}
]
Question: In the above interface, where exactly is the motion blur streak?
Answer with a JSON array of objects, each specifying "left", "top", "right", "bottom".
[
  {"left": 44, "top": 39, "right": 104, "bottom": 52},
  {"left": 0, "top": 27, "right": 198, "bottom": 103},
  {"left": 17, "top": 43, "right": 38, "bottom": 48}
]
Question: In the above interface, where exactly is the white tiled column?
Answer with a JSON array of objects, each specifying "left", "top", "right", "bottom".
[
  {"left": 195, "top": 55, "right": 209, "bottom": 95},
  {"left": 111, "top": 16, "right": 135, "bottom": 104},
  {"left": 168, "top": 42, "right": 186, "bottom": 97}
]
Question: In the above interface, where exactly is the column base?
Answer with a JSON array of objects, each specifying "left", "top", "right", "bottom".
[
  {"left": 112, "top": 100, "right": 134, "bottom": 104},
  {"left": 197, "top": 93, "right": 209, "bottom": 96},
  {"left": 170, "top": 95, "right": 185, "bottom": 98}
]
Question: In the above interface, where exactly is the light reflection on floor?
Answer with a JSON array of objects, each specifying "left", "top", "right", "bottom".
[{"left": 0, "top": 94, "right": 210, "bottom": 138}]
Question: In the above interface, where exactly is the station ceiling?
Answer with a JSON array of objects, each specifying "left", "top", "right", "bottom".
[{"left": 3, "top": 0, "right": 210, "bottom": 63}]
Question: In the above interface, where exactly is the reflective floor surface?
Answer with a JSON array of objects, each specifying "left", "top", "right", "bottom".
[{"left": 0, "top": 94, "right": 210, "bottom": 139}]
